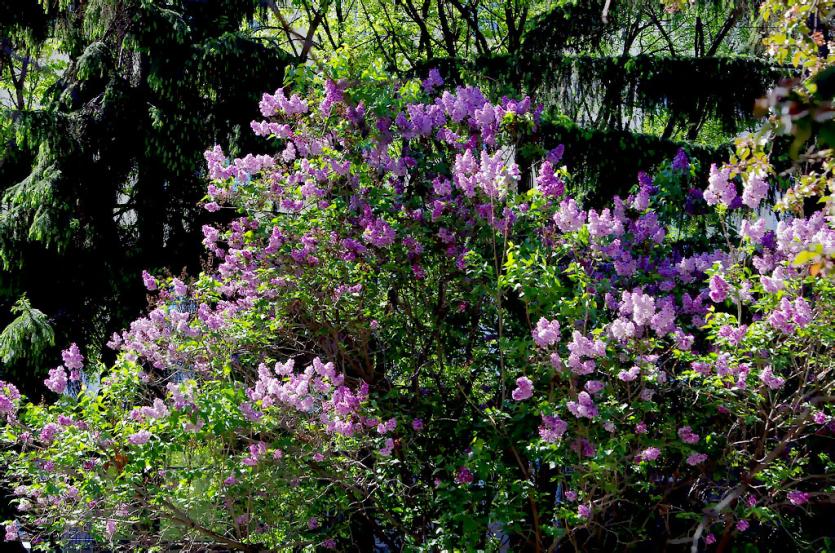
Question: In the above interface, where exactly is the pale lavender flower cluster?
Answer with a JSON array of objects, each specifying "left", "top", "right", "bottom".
[
  {"left": 787, "top": 490, "right": 810, "bottom": 506},
  {"left": 44, "top": 367, "right": 68, "bottom": 394},
  {"left": 246, "top": 357, "right": 368, "bottom": 437},
  {"left": 758, "top": 366, "right": 785, "bottom": 390},
  {"left": 242, "top": 442, "right": 267, "bottom": 466},
  {"left": 128, "top": 430, "right": 151, "bottom": 445},
  {"left": 637, "top": 446, "right": 660, "bottom": 462},
  {"left": 566, "top": 331, "right": 606, "bottom": 375},
  {"left": 511, "top": 377, "right": 534, "bottom": 401},
  {"left": 617, "top": 366, "right": 640, "bottom": 382},
  {"left": 741, "top": 172, "right": 769, "bottom": 209},
  {"left": 532, "top": 317, "right": 560, "bottom": 348},
  {"left": 567, "top": 392, "right": 598, "bottom": 419},
  {"left": 363, "top": 217, "right": 396, "bottom": 248},
  {"left": 538, "top": 414, "right": 568, "bottom": 442},
  {"left": 259, "top": 87, "right": 309, "bottom": 117},
  {"left": 768, "top": 296, "right": 813, "bottom": 334},
  {"left": 536, "top": 161, "right": 564, "bottom": 198},
  {"left": 422, "top": 68, "right": 444, "bottom": 93},
  {"left": 703, "top": 164, "right": 735, "bottom": 206},
  {"left": 553, "top": 198, "right": 585, "bottom": 232},
  {"left": 0, "top": 381, "right": 20, "bottom": 421},
  {"left": 677, "top": 426, "right": 700, "bottom": 444},
  {"left": 708, "top": 274, "right": 731, "bottom": 303}
]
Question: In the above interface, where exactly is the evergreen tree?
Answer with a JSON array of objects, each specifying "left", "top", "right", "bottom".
[{"left": 0, "top": 0, "right": 290, "bottom": 394}]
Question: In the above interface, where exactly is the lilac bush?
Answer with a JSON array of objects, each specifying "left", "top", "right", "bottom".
[{"left": 0, "top": 64, "right": 832, "bottom": 551}]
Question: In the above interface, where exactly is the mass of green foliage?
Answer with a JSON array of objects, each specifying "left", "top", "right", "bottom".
[{"left": 0, "top": 2, "right": 830, "bottom": 550}]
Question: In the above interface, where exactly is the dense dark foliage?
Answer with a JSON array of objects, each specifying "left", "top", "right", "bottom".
[{"left": 0, "top": 0, "right": 289, "bottom": 393}]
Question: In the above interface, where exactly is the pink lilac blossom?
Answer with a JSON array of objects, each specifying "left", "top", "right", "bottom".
[
  {"left": 0, "top": 382, "right": 19, "bottom": 421},
  {"left": 142, "top": 270, "right": 157, "bottom": 291},
  {"left": 553, "top": 198, "right": 585, "bottom": 233},
  {"left": 715, "top": 353, "right": 733, "bottom": 378},
  {"left": 572, "top": 438, "right": 597, "bottom": 458},
  {"left": 620, "top": 289, "right": 655, "bottom": 327},
  {"left": 376, "top": 418, "right": 397, "bottom": 435},
  {"left": 793, "top": 297, "right": 814, "bottom": 327},
  {"left": 761, "top": 267, "right": 786, "bottom": 292},
  {"left": 259, "top": 88, "right": 308, "bottom": 117},
  {"left": 433, "top": 177, "right": 452, "bottom": 196},
  {"left": 456, "top": 466, "right": 474, "bottom": 484},
  {"left": 677, "top": 426, "right": 700, "bottom": 444},
  {"left": 140, "top": 398, "right": 170, "bottom": 420},
  {"left": 703, "top": 164, "right": 735, "bottom": 206},
  {"left": 422, "top": 68, "right": 444, "bottom": 92},
  {"left": 718, "top": 324, "right": 748, "bottom": 346},
  {"left": 172, "top": 278, "right": 188, "bottom": 296},
  {"left": 588, "top": 208, "right": 624, "bottom": 239},
  {"left": 4, "top": 523, "right": 17, "bottom": 542},
  {"left": 768, "top": 297, "right": 796, "bottom": 333},
  {"left": 243, "top": 442, "right": 267, "bottom": 466},
  {"left": 536, "top": 161, "right": 564, "bottom": 197},
  {"left": 532, "top": 317, "right": 560, "bottom": 348},
  {"left": 363, "top": 218, "right": 396, "bottom": 248},
  {"left": 320, "top": 79, "right": 345, "bottom": 115},
  {"left": 105, "top": 519, "right": 117, "bottom": 539},
  {"left": 379, "top": 438, "right": 395, "bottom": 456},
  {"left": 787, "top": 491, "right": 810, "bottom": 506},
  {"left": 39, "top": 423, "right": 60, "bottom": 444},
  {"left": 637, "top": 447, "right": 661, "bottom": 462},
  {"left": 44, "top": 367, "right": 68, "bottom": 394},
  {"left": 585, "top": 380, "right": 604, "bottom": 394},
  {"left": 759, "top": 366, "right": 785, "bottom": 390},
  {"left": 511, "top": 377, "right": 534, "bottom": 401},
  {"left": 741, "top": 218, "right": 767, "bottom": 243},
  {"left": 610, "top": 318, "right": 636, "bottom": 342},
  {"left": 674, "top": 330, "right": 695, "bottom": 350},
  {"left": 566, "top": 331, "right": 606, "bottom": 376},
  {"left": 567, "top": 392, "right": 598, "bottom": 419},
  {"left": 618, "top": 366, "right": 640, "bottom": 382},
  {"left": 61, "top": 343, "right": 84, "bottom": 370},
  {"left": 742, "top": 172, "right": 769, "bottom": 209},
  {"left": 128, "top": 430, "right": 151, "bottom": 446},
  {"left": 708, "top": 274, "right": 730, "bottom": 303},
  {"left": 650, "top": 301, "right": 676, "bottom": 336},
  {"left": 539, "top": 415, "right": 568, "bottom": 443}
]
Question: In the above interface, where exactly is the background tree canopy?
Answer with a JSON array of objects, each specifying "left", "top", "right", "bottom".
[{"left": 0, "top": 0, "right": 786, "bottom": 393}]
